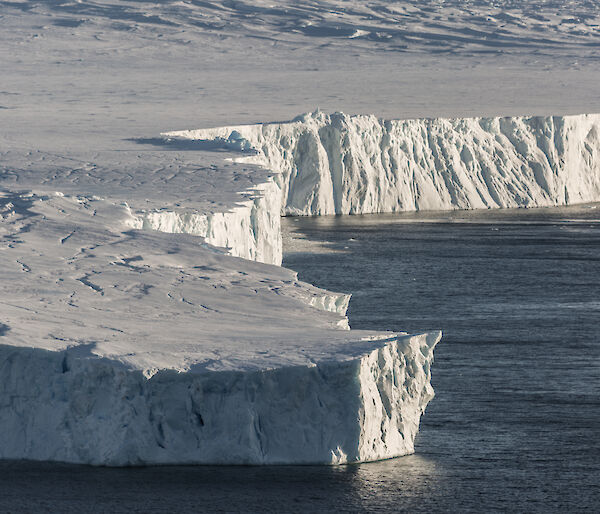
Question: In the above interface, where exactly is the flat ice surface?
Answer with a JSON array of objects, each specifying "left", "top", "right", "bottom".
[
  {"left": 2, "top": 0, "right": 600, "bottom": 163},
  {"left": 0, "top": 190, "right": 384, "bottom": 373}
]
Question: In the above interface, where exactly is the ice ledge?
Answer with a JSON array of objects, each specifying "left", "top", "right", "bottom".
[
  {"left": 0, "top": 332, "right": 440, "bottom": 465},
  {"left": 165, "top": 111, "right": 600, "bottom": 216},
  {"left": 129, "top": 178, "right": 284, "bottom": 266}
]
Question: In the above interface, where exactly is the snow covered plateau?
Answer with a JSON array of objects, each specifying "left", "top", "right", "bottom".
[{"left": 1, "top": 0, "right": 600, "bottom": 465}]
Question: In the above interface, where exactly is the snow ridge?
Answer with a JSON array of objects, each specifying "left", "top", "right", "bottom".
[{"left": 167, "top": 111, "right": 600, "bottom": 216}]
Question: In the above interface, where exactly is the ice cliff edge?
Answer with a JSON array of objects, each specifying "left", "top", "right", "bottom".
[
  {"left": 0, "top": 192, "right": 440, "bottom": 464},
  {"left": 0, "top": 112, "right": 445, "bottom": 464},
  {"left": 166, "top": 111, "right": 600, "bottom": 216}
]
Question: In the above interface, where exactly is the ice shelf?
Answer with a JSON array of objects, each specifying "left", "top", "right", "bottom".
[
  {"left": 3, "top": 109, "right": 600, "bottom": 465},
  {"left": 0, "top": 187, "right": 439, "bottom": 465},
  {"left": 167, "top": 111, "right": 600, "bottom": 216}
]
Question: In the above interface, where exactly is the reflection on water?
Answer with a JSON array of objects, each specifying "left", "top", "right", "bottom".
[
  {"left": 0, "top": 456, "right": 442, "bottom": 513},
  {"left": 350, "top": 455, "right": 443, "bottom": 511},
  {"left": 2, "top": 204, "right": 600, "bottom": 512}
]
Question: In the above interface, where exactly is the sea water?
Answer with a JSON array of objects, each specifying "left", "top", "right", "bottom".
[
  {"left": 282, "top": 204, "right": 600, "bottom": 512},
  {"left": 1, "top": 205, "right": 598, "bottom": 512}
]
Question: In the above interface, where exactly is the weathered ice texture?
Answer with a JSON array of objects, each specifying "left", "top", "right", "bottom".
[
  {"left": 0, "top": 332, "right": 439, "bottom": 465},
  {"left": 167, "top": 111, "right": 600, "bottom": 215}
]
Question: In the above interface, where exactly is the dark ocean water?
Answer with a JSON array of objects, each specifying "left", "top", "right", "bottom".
[
  {"left": 282, "top": 204, "right": 600, "bottom": 513},
  {"left": 2, "top": 205, "right": 599, "bottom": 513}
]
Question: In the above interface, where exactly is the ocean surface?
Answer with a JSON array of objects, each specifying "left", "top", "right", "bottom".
[{"left": 2, "top": 205, "right": 599, "bottom": 513}]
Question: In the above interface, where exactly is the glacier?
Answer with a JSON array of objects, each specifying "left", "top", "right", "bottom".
[{"left": 167, "top": 111, "right": 600, "bottom": 217}]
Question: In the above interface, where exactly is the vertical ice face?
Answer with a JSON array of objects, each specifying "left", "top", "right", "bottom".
[
  {"left": 355, "top": 332, "right": 439, "bottom": 462},
  {"left": 131, "top": 177, "right": 284, "bottom": 265},
  {"left": 166, "top": 112, "right": 600, "bottom": 216},
  {"left": 0, "top": 332, "right": 440, "bottom": 465}
]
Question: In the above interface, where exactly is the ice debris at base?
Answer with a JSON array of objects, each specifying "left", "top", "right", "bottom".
[
  {"left": 167, "top": 111, "right": 600, "bottom": 215},
  {"left": 0, "top": 189, "right": 440, "bottom": 465}
]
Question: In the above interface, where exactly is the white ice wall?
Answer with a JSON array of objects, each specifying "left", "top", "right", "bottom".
[
  {"left": 167, "top": 111, "right": 600, "bottom": 215},
  {"left": 0, "top": 332, "right": 439, "bottom": 465},
  {"left": 130, "top": 178, "right": 283, "bottom": 265}
]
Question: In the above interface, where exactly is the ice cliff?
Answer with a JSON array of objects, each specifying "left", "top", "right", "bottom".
[
  {"left": 167, "top": 111, "right": 600, "bottom": 215},
  {"left": 135, "top": 112, "right": 600, "bottom": 269},
  {"left": 4, "top": 109, "right": 600, "bottom": 466},
  {"left": 131, "top": 178, "right": 283, "bottom": 266},
  {"left": 1, "top": 326, "right": 438, "bottom": 465},
  {"left": 0, "top": 189, "right": 439, "bottom": 465}
]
